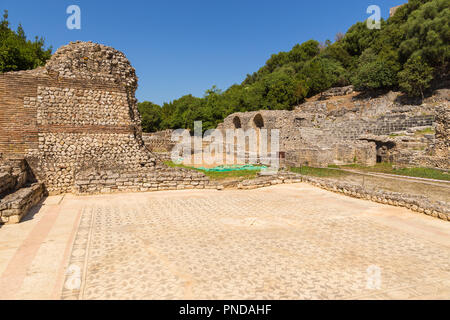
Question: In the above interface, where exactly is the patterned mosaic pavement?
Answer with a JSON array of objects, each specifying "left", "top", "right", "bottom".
[{"left": 56, "top": 184, "right": 450, "bottom": 300}]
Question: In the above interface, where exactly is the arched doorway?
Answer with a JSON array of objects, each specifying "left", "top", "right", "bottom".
[
  {"left": 253, "top": 114, "right": 264, "bottom": 128},
  {"left": 233, "top": 116, "right": 242, "bottom": 129}
]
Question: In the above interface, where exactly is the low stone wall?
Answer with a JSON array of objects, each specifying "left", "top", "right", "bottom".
[
  {"left": 0, "top": 157, "right": 47, "bottom": 224},
  {"left": 235, "top": 172, "right": 449, "bottom": 222},
  {"left": 319, "top": 85, "right": 354, "bottom": 100},
  {"left": 73, "top": 165, "right": 214, "bottom": 194},
  {"left": 0, "top": 183, "right": 45, "bottom": 224},
  {"left": 285, "top": 141, "right": 376, "bottom": 168},
  {"left": 0, "top": 158, "right": 31, "bottom": 197}
]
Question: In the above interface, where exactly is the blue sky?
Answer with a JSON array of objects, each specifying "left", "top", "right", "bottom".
[{"left": 2, "top": 0, "right": 405, "bottom": 105}]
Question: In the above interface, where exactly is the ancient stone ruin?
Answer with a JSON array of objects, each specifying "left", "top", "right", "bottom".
[
  {"left": 0, "top": 41, "right": 212, "bottom": 223},
  {"left": 213, "top": 88, "right": 449, "bottom": 169},
  {"left": 143, "top": 85, "right": 448, "bottom": 171},
  {"left": 0, "top": 41, "right": 448, "bottom": 224}
]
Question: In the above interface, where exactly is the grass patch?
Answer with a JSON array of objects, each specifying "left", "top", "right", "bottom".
[
  {"left": 341, "top": 162, "right": 449, "bottom": 181},
  {"left": 290, "top": 166, "right": 349, "bottom": 178},
  {"left": 389, "top": 133, "right": 405, "bottom": 137},
  {"left": 341, "top": 162, "right": 394, "bottom": 173},
  {"left": 394, "top": 167, "right": 449, "bottom": 181},
  {"left": 163, "top": 161, "right": 259, "bottom": 180},
  {"left": 414, "top": 127, "right": 435, "bottom": 136},
  {"left": 201, "top": 170, "right": 259, "bottom": 180}
]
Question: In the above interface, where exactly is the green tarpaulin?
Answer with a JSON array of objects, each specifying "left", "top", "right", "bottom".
[{"left": 196, "top": 164, "right": 267, "bottom": 172}]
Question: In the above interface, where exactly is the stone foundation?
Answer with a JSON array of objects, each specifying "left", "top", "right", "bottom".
[{"left": 73, "top": 165, "right": 212, "bottom": 194}]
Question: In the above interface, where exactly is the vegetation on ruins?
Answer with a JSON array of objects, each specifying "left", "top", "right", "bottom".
[
  {"left": 398, "top": 55, "right": 434, "bottom": 99},
  {"left": 0, "top": 10, "right": 52, "bottom": 73},
  {"left": 339, "top": 162, "right": 450, "bottom": 181},
  {"left": 163, "top": 161, "right": 260, "bottom": 181},
  {"left": 139, "top": 0, "right": 449, "bottom": 132}
]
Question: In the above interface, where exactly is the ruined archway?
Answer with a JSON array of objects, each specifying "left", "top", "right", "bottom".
[
  {"left": 233, "top": 116, "right": 242, "bottom": 129},
  {"left": 253, "top": 114, "right": 264, "bottom": 129},
  {"left": 360, "top": 139, "right": 396, "bottom": 163}
]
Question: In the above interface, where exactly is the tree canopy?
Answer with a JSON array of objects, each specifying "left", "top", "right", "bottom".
[{"left": 0, "top": 10, "right": 52, "bottom": 73}]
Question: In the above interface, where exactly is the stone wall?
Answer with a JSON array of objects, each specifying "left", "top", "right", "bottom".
[
  {"left": 142, "top": 130, "right": 175, "bottom": 152},
  {"left": 434, "top": 105, "right": 449, "bottom": 160},
  {"left": 0, "top": 156, "right": 46, "bottom": 224},
  {"left": 0, "top": 41, "right": 209, "bottom": 195},
  {"left": 0, "top": 158, "right": 32, "bottom": 197},
  {"left": 73, "top": 165, "right": 211, "bottom": 194},
  {"left": 326, "top": 114, "right": 434, "bottom": 140},
  {"left": 284, "top": 141, "right": 376, "bottom": 168},
  {"left": 217, "top": 88, "right": 448, "bottom": 169}
]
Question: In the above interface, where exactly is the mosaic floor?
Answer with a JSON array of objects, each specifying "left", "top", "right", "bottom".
[{"left": 56, "top": 185, "right": 450, "bottom": 300}]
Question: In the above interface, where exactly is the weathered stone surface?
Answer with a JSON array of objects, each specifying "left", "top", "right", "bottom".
[
  {"left": 0, "top": 156, "right": 46, "bottom": 224},
  {"left": 0, "top": 41, "right": 211, "bottom": 197},
  {"left": 213, "top": 88, "right": 449, "bottom": 169}
]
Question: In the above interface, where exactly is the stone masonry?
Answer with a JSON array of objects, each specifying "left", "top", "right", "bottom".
[
  {"left": 0, "top": 156, "right": 46, "bottom": 224},
  {"left": 215, "top": 88, "right": 449, "bottom": 169},
  {"left": 0, "top": 41, "right": 211, "bottom": 198}
]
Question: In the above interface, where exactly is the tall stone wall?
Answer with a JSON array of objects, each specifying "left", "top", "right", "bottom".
[{"left": 0, "top": 41, "right": 209, "bottom": 194}]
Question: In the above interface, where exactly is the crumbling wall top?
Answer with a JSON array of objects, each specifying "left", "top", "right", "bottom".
[{"left": 44, "top": 41, "right": 137, "bottom": 89}]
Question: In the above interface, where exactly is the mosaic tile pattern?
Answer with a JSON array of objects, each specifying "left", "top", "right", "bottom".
[{"left": 61, "top": 189, "right": 450, "bottom": 300}]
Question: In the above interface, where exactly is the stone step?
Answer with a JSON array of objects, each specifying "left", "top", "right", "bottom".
[{"left": 0, "top": 183, "right": 46, "bottom": 224}]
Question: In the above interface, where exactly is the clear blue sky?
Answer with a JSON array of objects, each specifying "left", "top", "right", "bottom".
[{"left": 2, "top": 0, "right": 405, "bottom": 105}]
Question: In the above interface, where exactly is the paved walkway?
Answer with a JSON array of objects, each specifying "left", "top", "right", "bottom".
[{"left": 0, "top": 183, "right": 449, "bottom": 300}]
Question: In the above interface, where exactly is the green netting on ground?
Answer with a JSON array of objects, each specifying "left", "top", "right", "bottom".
[{"left": 197, "top": 164, "right": 267, "bottom": 172}]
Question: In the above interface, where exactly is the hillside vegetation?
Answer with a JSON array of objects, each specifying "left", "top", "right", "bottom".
[
  {"left": 0, "top": 2, "right": 448, "bottom": 134},
  {"left": 139, "top": 0, "right": 449, "bottom": 133}
]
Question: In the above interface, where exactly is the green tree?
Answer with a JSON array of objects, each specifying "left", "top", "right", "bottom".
[
  {"left": 352, "top": 49, "right": 398, "bottom": 91},
  {"left": 0, "top": 10, "right": 52, "bottom": 73},
  {"left": 302, "top": 57, "right": 347, "bottom": 96},
  {"left": 398, "top": 55, "right": 434, "bottom": 99},
  {"left": 138, "top": 101, "right": 162, "bottom": 132}
]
